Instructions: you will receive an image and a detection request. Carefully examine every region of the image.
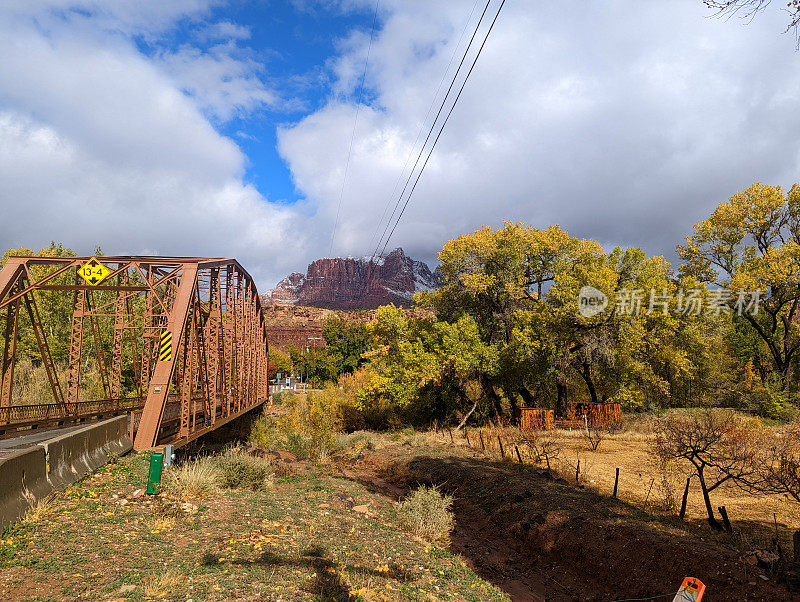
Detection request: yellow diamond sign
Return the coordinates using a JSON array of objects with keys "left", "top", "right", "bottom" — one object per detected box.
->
[{"left": 77, "top": 257, "right": 111, "bottom": 286}]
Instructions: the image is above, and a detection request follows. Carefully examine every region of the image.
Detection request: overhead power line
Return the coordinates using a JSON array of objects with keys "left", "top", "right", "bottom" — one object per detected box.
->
[
  {"left": 329, "top": 0, "right": 381, "bottom": 257},
  {"left": 365, "top": 0, "right": 482, "bottom": 260},
  {"left": 369, "top": 0, "right": 495, "bottom": 263},
  {"left": 377, "top": 0, "right": 508, "bottom": 259}
]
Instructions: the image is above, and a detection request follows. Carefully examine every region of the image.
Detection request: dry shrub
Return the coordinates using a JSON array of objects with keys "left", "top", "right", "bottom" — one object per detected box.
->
[
  {"left": 653, "top": 409, "right": 764, "bottom": 530},
  {"left": 214, "top": 449, "right": 275, "bottom": 491},
  {"left": 518, "top": 429, "right": 562, "bottom": 469},
  {"left": 397, "top": 485, "right": 454, "bottom": 546},
  {"left": 583, "top": 419, "right": 610, "bottom": 451},
  {"left": 11, "top": 356, "right": 105, "bottom": 404},
  {"left": 745, "top": 420, "right": 800, "bottom": 502},
  {"left": 250, "top": 389, "right": 343, "bottom": 460},
  {"left": 165, "top": 458, "right": 220, "bottom": 499},
  {"left": 656, "top": 456, "right": 680, "bottom": 512},
  {"left": 143, "top": 568, "right": 183, "bottom": 598}
]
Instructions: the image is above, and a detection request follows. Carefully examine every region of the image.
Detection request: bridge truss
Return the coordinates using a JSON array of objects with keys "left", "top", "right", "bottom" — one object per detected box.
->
[{"left": 0, "top": 256, "right": 270, "bottom": 450}]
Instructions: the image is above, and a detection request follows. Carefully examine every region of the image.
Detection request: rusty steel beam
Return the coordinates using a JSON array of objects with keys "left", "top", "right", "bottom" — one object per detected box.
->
[
  {"left": 66, "top": 289, "right": 86, "bottom": 404},
  {"left": 136, "top": 262, "right": 198, "bottom": 448},
  {"left": 0, "top": 291, "right": 20, "bottom": 412}
]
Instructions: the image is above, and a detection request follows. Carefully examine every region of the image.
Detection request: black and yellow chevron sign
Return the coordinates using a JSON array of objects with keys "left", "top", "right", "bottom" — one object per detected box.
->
[{"left": 159, "top": 331, "right": 173, "bottom": 362}]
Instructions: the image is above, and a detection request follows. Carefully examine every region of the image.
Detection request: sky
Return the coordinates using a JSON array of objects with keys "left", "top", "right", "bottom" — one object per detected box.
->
[{"left": 0, "top": 0, "right": 799, "bottom": 289}]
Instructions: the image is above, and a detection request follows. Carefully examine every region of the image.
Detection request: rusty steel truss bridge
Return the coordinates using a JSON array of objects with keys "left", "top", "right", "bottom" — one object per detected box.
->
[{"left": 0, "top": 256, "right": 270, "bottom": 450}]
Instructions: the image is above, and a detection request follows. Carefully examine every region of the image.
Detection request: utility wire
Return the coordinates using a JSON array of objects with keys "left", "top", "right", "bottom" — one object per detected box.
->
[
  {"left": 364, "top": 0, "right": 482, "bottom": 260},
  {"left": 370, "top": 0, "right": 495, "bottom": 263},
  {"left": 379, "top": 0, "right": 508, "bottom": 258},
  {"left": 329, "top": 0, "right": 380, "bottom": 257}
]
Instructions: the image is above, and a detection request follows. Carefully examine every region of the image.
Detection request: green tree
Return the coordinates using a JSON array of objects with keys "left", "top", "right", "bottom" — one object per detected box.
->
[
  {"left": 361, "top": 305, "right": 498, "bottom": 427},
  {"left": 268, "top": 349, "right": 292, "bottom": 379},
  {"left": 322, "top": 318, "right": 370, "bottom": 376},
  {"left": 292, "top": 346, "right": 338, "bottom": 388}
]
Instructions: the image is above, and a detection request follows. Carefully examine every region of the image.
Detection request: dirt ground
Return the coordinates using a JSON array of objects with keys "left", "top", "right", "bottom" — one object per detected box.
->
[
  {"left": 342, "top": 430, "right": 800, "bottom": 601},
  {"left": 463, "top": 424, "right": 800, "bottom": 555}
]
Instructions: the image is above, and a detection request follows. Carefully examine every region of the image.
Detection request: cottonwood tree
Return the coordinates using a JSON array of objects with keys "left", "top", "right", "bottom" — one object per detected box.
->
[
  {"left": 653, "top": 409, "right": 763, "bottom": 530},
  {"left": 420, "top": 222, "right": 621, "bottom": 417},
  {"left": 420, "top": 222, "right": 708, "bottom": 418},
  {"left": 362, "top": 304, "right": 499, "bottom": 428},
  {"left": 679, "top": 183, "right": 800, "bottom": 394}
]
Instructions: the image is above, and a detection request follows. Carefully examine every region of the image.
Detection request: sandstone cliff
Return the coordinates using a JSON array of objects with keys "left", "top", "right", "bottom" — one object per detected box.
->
[{"left": 266, "top": 248, "right": 440, "bottom": 310}]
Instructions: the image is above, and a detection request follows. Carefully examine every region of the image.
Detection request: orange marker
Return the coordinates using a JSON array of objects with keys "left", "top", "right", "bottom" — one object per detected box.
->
[{"left": 672, "top": 577, "right": 705, "bottom": 602}]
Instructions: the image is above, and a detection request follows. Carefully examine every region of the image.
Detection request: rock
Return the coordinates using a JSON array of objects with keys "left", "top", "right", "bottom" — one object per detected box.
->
[
  {"left": 244, "top": 445, "right": 268, "bottom": 459},
  {"left": 269, "top": 450, "right": 298, "bottom": 463},
  {"left": 352, "top": 505, "right": 370, "bottom": 514},
  {"left": 337, "top": 493, "right": 355, "bottom": 508},
  {"left": 265, "top": 248, "right": 441, "bottom": 310},
  {"left": 118, "top": 584, "right": 136, "bottom": 593},
  {"left": 752, "top": 549, "right": 780, "bottom": 569},
  {"left": 132, "top": 489, "right": 143, "bottom": 498}
]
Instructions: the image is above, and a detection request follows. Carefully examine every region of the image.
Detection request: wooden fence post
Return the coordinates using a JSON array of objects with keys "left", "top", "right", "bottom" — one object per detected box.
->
[
  {"left": 497, "top": 436, "right": 504, "bottom": 458},
  {"left": 576, "top": 459, "right": 580, "bottom": 483},
  {"left": 679, "top": 477, "right": 691, "bottom": 519},
  {"left": 644, "top": 478, "right": 655, "bottom": 505},
  {"left": 612, "top": 468, "right": 619, "bottom": 498},
  {"left": 515, "top": 445, "right": 522, "bottom": 463},
  {"left": 479, "top": 430, "right": 485, "bottom": 451},
  {"left": 719, "top": 506, "right": 733, "bottom": 534},
  {"left": 793, "top": 530, "right": 799, "bottom": 566},
  {"left": 449, "top": 429, "right": 454, "bottom": 444}
]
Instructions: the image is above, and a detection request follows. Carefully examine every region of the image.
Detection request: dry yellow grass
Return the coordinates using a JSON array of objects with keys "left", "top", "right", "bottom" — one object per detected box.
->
[
  {"left": 21, "top": 495, "right": 56, "bottom": 527},
  {"left": 433, "top": 422, "right": 800, "bottom": 552},
  {"left": 142, "top": 568, "right": 184, "bottom": 597}
]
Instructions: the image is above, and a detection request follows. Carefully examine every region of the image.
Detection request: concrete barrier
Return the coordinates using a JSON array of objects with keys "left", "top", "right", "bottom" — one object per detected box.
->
[
  {"left": 0, "top": 416, "right": 132, "bottom": 529},
  {"left": 0, "top": 446, "right": 53, "bottom": 529},
  {"left": 41, "top": 416, "right": 132, "bottom": 490}
]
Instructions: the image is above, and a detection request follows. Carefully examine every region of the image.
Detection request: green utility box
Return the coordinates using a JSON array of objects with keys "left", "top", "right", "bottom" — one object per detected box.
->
[{"left": 146, "top": 452, "right": 164, "bottom": 495}]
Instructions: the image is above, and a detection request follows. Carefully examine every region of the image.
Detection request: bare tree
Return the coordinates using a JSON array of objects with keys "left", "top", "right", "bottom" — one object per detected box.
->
[
  {"left": 653, "top": 410, "right": 763, "bottom": 530},
  {"left": 704, "top": 1, "right": 800, "bottom": 46},
  {"left": 750, "top": 421, "right": 800, "bottom": 502}
]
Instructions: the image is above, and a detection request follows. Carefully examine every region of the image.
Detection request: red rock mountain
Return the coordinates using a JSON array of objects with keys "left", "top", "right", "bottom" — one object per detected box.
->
[{"left": 266, "top": 248, "right": 441, "bottom": 310}]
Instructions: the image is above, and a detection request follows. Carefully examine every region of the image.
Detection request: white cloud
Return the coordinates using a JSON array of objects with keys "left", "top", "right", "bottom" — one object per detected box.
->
[
  {"left": 278, "top": 0, "right": 800, "bottom": 268},
  {"left": 157, "top": 42, "right": 279, "bottom": 122},
  {"left": 2, "top": 0, "right": 800, "bottom": 292},
  {"left": 197, "top": 20, "right": 252, "bottom": 42},
  {"left": 0, "top": 2, "right": 304, "bottom": 286}
]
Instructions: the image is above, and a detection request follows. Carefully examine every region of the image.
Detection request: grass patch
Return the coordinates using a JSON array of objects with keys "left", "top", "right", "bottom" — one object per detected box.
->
[{"left": 0, "top": 450, "right": 507, "bottom": 601}]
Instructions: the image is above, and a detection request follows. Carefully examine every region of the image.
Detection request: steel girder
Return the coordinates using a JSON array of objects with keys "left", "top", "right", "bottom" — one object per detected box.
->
[{"left": 0, "top": 256, "right": 270, "bottom": 448}]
